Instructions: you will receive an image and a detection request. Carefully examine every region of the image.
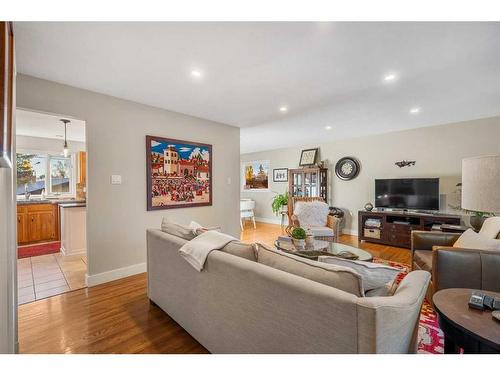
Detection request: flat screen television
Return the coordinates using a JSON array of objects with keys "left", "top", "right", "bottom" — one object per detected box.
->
[{"left": 375, "top": 178, "right": 439, "bottom": 211}]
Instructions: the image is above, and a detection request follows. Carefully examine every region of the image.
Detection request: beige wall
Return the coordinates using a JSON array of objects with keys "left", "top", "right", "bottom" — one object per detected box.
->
[
  {"left": 241, "top": 116, "right": 500, "bottom": 233},
  {"left": 16, "top": 134, "right": 86, "bottom": 154},
  {"left": 17, "top": 74, "right": 240, "bottom": 283}
]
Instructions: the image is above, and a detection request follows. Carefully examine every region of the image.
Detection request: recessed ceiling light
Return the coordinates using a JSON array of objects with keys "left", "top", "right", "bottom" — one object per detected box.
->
[
  {"left": 383, "top": 73, "right": 398, "bottom": 82},
  {"left": 190, "top": 70, "right": 202, "bottom": 78},
  {"left": 279, "top": 106, "right": 288, "bottom": 113},
  {"left": 409, "top": 107, "right": 421, "bottom": 114},
  {"left": 325, "top": 125, "right": 332, "bottom": 130}
]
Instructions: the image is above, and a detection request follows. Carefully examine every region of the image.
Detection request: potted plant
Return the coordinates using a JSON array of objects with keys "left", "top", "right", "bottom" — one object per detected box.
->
[
  {"left": 271, "top": 191, "right": 289, "bottom": 215},
  {"left": 291, "top": 227, "right": 307, "bottom": 248}
]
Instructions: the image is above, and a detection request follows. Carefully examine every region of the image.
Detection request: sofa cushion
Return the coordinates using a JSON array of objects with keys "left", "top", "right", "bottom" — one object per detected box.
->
[
  {"left": 294, "top": 201, "right": 329, "bottom": 227},
  {"left": 454, "top": 229, "right": 500, "bottom": 251},
  {"left": 221, "top": 241, "right": 257, "bottom": 262},
  {"left": 478, "top": 217, "right": 500, "bottom": 239},
  {"left": 255, "top": 243, "right": 364, "bottom": 296},
  {"left": 161, "top": 218, "right": 197, "bottom": 240},
  {"left": 308, "top": 226, "right": 335, "bottom": 237},
  {"left": 413, "top": 250, "right": 432, "bottom": 272},
  {"left": 317, "top": 257, "right": 400, "bottom": 293}
]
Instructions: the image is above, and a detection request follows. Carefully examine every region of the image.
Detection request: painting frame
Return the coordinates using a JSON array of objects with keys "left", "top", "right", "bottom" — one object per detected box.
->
[
  {"left": 299, "top": 148, "right": 319, "bottom": 167},
  {"left": 0, "top": 22, "right": 14, "bottom": 169},
  {"left": 146, "top": 135, "right": 213, "bottom": 211},
  {"left": 241, "top": 160, "right": 270, "bottom": 192},
  {"left": 272, "top": 168, "right": 288, "bottom": 182}
]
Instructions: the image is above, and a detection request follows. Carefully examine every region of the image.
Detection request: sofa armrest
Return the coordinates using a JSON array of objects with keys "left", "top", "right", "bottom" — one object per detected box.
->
[
  {"left": 411, "top": 231, "right": 460, "bottom": 252},
  {"left": 432, "top": 246, "right": 500, "bottom": 293}
]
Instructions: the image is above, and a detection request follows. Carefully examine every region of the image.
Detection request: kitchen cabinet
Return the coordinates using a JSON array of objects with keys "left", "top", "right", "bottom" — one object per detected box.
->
[
  {"left": 17, "top": 212, "right": 28, "bottom": 244},
  {"left": 78, "top": 151, "right": 86, "bottom": 184},
  {"left": 17, "top": 204, "right": 59, "bottom": 245}
]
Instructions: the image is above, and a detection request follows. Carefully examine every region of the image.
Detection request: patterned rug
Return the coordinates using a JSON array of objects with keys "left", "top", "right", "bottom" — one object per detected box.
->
[
  {"left": 18, "top": 241, "right": 61, "bottom": 259},
  {"left": 374, "top": 258, "right": 444, "bottom": 354}
]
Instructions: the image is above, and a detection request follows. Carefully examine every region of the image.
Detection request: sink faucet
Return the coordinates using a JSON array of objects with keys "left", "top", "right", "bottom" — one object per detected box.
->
[{"left": 24, "top": 184, "right": 31, "bottom": 200}]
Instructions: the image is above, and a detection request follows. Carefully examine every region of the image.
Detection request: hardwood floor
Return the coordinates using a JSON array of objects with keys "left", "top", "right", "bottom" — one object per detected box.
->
[
  {"left": 18, "top": 222, "right": 410, "bottom": 354},
  {"left": 241, "top": 222, "right": 411, "bottom": 264}
]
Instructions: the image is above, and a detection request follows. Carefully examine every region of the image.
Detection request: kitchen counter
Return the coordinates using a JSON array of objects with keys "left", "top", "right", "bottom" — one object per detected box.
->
[
  {"left": 58, "top": 202, "right": 87, "bottom": 208},
  {"left": 17, "top": 199, "right": 86, "bottom": 206},
  {"left": 60, "top": 204, "right": 87, "bottom": 256}
]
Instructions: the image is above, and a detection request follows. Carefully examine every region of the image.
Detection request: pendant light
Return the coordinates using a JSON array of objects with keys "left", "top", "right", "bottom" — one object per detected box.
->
[{"left": 60, "top": 119, "right": 70, "bottom": 157}]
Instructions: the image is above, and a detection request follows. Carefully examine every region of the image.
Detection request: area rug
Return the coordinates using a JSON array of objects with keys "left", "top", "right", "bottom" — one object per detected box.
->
[
  {"left": 18, "top": 241, "right": 61, "bottom": 259},
  {"left": 374, "top": 258, "right": 444, "bottom": 354}
]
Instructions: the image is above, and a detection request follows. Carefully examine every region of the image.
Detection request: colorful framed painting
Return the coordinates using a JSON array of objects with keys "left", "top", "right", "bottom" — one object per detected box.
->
[
  {"left": 146, "top": 135, "right": 212, "bottom": 210},
  {"left": 242, "top": 160, "right": 270, "bottom": 191},
  {"left": 0, "top": 22, "right": 14, "bottom": 169},
  {"left": 273, "top": 168, "right": 288, "bottom": 182}
]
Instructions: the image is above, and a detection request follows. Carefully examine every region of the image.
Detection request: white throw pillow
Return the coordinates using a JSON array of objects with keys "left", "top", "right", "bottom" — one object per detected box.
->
[
  {"left": 453, "top": 229, "right": 500, "bottom": 251},
  {"left": 317, "top": 256, "right": 400, "bottom": 292},
  {"left": 161, "top": 218, "right": 197, "bottom": 240}
]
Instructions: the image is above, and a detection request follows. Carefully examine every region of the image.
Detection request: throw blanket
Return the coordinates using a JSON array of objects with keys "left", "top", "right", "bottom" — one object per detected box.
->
[{"left": 179, "top": 230, "right": 237, "bottom": 271}]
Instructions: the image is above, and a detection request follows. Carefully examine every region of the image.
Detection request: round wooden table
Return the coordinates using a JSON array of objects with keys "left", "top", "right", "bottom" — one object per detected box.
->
[{"left": 433, "top": 288, "right": 500, "bottom": 353}]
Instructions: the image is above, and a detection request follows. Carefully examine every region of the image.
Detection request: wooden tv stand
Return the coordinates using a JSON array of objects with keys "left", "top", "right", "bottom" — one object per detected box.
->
[{"left": 358, "top": 210, "right": 461, "bottom": 249}]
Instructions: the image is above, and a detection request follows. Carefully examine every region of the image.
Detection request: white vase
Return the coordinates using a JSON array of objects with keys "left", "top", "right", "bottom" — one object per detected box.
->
[{"left": 292, "top": 238, "right": 305, "bottom": 249}]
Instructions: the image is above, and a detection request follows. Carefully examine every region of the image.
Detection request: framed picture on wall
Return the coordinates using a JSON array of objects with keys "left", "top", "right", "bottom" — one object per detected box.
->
[
  {"left": 0, "top": 22, "right": 14, "bottom": 169},
  {"left": 146, "top": 135, "right": 212, "bottom": 210},
  {"left": 242, "top": 160, "right": 270, "bottom": 191},
  {"left": 273, "top": 168, "right": 288, "bottom": 182},
  {"left": 299, "top": 148, "right": 318, "bottom": 167}
]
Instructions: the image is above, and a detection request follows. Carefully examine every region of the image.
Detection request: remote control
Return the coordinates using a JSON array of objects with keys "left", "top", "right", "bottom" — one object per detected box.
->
[
  {"left": 468, "top": 291, "right": 485, "bottom": 310},
  {"left": 483, "top": 295, "right": 495, "bottom": 310}
]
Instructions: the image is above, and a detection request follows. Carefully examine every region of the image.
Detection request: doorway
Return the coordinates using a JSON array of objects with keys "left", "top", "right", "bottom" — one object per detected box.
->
[{"left": 15, "top": 109, "right": 88, "bottom": 305}]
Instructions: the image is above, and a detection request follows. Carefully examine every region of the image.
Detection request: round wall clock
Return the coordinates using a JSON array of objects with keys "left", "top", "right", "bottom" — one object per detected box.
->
[{"left": 335, "top": 157, "right": 360, "bottom": 180}]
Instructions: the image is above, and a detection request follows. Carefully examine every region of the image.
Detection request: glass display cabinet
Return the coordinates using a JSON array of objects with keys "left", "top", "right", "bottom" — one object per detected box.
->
[{"left": 288, "top": 167, "right": 328, "bottom": 202}]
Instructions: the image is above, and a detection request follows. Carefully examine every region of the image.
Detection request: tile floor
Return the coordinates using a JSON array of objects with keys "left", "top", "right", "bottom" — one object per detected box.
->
[{"left": 17, "top": 252, "right": 87, "bottom": 305}]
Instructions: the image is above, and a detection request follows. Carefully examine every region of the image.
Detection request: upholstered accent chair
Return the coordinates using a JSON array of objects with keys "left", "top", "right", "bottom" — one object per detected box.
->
[
  {"left": 411, "top": 216, "right": 500, "bottom": 301},
  {"left": 287, "top": 197, "right": 341, "bottom": 241}
]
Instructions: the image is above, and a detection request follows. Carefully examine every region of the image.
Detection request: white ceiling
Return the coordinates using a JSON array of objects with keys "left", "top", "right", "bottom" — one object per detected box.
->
[
  {"left": 16, "top": 109, "right": 86, "bottom": 142},
  {"left": 13, "top": 22, "right": 500, "bottom": 153}
]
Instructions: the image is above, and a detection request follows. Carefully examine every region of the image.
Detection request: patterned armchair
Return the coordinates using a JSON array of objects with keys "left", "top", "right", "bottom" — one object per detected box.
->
[{"left": 287, "top": 197, "right": 341, "bottom": 241}]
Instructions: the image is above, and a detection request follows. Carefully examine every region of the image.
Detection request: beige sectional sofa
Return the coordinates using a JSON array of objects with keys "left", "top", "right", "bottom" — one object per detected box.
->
[{"left": 147, "top": 229, "right": 430, "bottom": 354}]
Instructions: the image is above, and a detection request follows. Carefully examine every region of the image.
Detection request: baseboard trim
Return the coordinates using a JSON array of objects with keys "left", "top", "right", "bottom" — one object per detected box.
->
[
  {"left": 342, "top": 228, "right": 359, "bottom": 236},
  {"left": 86, "top": 262, "right": 147, "bottom": 287},
  {"left": 255, "top": 216, "right": 288, "bottom": 225}
]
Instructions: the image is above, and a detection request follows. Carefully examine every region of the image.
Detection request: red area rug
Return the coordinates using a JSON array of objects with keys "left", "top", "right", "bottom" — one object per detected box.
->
[
  {"left": 374, "top": 258, "right": 443, "bottom": 354},
  {"left": 18, "top": 241, "right": 61, "bottom": 259}
]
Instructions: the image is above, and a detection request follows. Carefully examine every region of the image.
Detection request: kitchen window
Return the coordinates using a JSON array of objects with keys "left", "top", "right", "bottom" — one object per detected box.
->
[{"left": 16, "top": 152, "right": 76, "bottom": 198}]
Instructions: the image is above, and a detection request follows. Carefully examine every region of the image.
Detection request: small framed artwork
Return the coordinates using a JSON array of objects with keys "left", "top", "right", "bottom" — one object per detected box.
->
[
  {"left": 273, "top": 168, "right": 288, "bottom": 182},
  {"left": 299, "top": 148, "right": 319, "bottom": 167},
  {"left": 242, "top": 160, "right": 270, "bottom": 191},
  {"left": 146, "top": 135, "right": 212, "bottom": 210}
]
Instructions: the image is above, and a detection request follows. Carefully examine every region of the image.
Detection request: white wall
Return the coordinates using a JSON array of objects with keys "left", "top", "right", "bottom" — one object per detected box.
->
[
  {"left": 16, "top": 134, "right": 86, "bottom": 154},
  {"left": 17, "top": 74, "right": 241, "bottom": 284},
  {"left": 241, "top": 116, "right": 500, "bottom": 234}
]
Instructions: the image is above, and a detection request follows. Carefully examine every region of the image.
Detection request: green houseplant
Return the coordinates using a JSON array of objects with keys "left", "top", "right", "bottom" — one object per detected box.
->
[
  {"left": 291, "top": 227, "right": 307, "bottom": 248},
  {"left": 271, "top": 191, "right": 289, "bottom": 215}
]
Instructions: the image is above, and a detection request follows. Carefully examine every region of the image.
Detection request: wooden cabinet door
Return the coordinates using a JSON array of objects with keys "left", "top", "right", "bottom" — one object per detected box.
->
[
  {"left": 78, "top": 151, "right": 87, "bottom": 184},
  {"left": 28, "top": 213, "right": 41, "bottom": 242},
  {"left": 17, "top": 213, "right": 28, "bottom": 244},
  {"left": 39, "top": 211, "right": 56, "bottom": 241}
]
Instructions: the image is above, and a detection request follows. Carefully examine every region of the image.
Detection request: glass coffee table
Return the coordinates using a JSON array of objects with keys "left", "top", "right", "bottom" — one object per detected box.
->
[{"left": 274, "top": 238, "right": 373, "bottom": 262}]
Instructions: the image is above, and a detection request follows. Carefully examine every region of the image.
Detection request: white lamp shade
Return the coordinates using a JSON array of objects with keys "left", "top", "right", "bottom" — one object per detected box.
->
[{"left": 461, "top": 154, "right": 500, "bottom": 214}]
